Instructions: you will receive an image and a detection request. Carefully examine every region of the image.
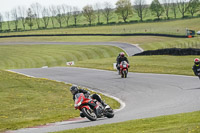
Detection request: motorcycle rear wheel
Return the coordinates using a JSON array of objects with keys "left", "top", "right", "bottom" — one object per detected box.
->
[{"left": 82, "top": 107, "right": 97, "bottom": 121}]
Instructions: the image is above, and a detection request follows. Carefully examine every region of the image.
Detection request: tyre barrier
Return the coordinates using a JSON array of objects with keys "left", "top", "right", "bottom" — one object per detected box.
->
[
  {"left": 133, "top": 48, "right": 200, "bottom": 56},
  {"left": 0, "top": 33, "right": 187, "bottom": 38}
]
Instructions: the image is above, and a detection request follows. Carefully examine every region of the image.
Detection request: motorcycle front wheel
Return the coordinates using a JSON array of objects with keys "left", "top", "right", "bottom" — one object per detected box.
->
[
  {"left": 82, "top": 107, "right": 97, "bottom": 121},
  {"left": 121, "top": 71, "right": 124, "bottom": 78},
  {"left": 124, "top": 70, "right": 127, "bottom": 78}
]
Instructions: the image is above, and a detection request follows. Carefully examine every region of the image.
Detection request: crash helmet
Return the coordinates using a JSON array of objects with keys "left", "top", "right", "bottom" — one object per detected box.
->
[
  {"left": 70, "top": 85, "right": 78, "bottom": 95},
  {"left": 194, "top": 58, "right": 200, "bottom": 65},
  {"left": 120, "top": 52, "right": 125, "bottom": 57}
]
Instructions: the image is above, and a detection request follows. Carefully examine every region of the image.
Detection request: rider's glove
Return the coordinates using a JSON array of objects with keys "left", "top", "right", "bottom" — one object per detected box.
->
[{"left": 85, "top": 91, "right": 90, "bottom": 98}]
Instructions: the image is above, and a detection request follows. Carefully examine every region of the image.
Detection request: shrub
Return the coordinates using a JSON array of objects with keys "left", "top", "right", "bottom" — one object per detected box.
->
[
  {"left": 145, "top": 19, "right": 153, "bottom": 22},
  {"left": 97, "top": 22, "right": 103, "bottom": 25},
  {"left": 153, "top": 18, "right": 162, "bottom": 21},
  {"left": 109, "top": 22, "right": 116, "bottom": 25},
  {"left": 129, "top": 20, "right": 138, "bottom": 23},
  {"left": 17, "top": 28, "right": 23, "bottom": 32}
]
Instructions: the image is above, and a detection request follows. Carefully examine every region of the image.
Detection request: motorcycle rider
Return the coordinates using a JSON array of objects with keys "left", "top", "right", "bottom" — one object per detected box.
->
[
  {"left": 192, "top": 58, "right": 200, "bottom": 79},
  {"left": 117, "top": 52, "right": 129, "bottom": 65},
  {"left": 70, "top": 85, "right": 108, "bottom": 117},
  {"left": 117, "top": 52, "right": 130, "bottom": 73}
]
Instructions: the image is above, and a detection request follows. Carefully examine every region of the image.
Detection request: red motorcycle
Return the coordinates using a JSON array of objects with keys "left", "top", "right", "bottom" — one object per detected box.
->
[
  {"left": 120, "top": 61, "right": 129, "bottom": 78},
  {"left": 74, "top": 93, "right": 114, "bottom": 121}
]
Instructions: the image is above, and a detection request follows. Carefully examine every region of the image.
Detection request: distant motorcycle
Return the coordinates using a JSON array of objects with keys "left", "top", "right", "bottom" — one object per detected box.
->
[
  {"left": 120, "top": 61, "right": 129, "bottom": 78},
  {"left": 74, "top": 93, "right": 114, "bottom": 121}
]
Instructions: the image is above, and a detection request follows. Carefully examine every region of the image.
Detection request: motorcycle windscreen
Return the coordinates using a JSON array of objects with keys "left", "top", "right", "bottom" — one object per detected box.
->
[
  {"left": 123, "top": 64, "right": 127, "bottom": 68},
  {"left": 75, "top": 93, "right": 85, "bottom": 105}
]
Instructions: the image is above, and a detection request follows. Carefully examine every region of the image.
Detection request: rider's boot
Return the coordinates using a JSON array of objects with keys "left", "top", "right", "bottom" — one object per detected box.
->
[
  {"left": 80, "top": 111, "right": 85, "bottom": 118},
  {"left": 101, "top": 101, "right": 109, "bottom": 108}
]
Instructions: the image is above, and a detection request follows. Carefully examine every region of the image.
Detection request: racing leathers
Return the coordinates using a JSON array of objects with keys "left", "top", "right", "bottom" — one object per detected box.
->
[
  {"left": 118, "top": 56, "right": 129, "bottom": 65},
  {"left": 72, "top": 89, "right": 107, "bottom": 107},
  {"left": 192, "top": 64, "right": 200, "bottom": 78}
]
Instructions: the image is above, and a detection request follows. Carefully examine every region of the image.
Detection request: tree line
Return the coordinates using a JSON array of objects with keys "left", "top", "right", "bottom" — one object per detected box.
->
[{"left": 0, "top": 0, "right": 199, "bottom": 32}]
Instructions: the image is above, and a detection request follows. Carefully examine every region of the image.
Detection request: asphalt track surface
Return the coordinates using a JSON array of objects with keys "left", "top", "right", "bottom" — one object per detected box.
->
[
  {"left": 0, "top": 41, "right": 142, "bottom": 56},
  {"left": 5, "top": 42, "right": 200, "bottom": 133}
]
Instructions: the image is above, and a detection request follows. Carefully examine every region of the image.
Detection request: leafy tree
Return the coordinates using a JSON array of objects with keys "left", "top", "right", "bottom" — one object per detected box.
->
[
  {"left": 18, "top": 6, "right": 27, "bottom": 30},
  {"left": 94, "top": 3, "right": 102, "bottom": 24},
  {"left": 49, "top": 5, "right": 57, "bottom": 28},
  {"left": 5, "top": 12, "right": 11, "bottom": 31},
  {"left": 150, "top": 0, "right": 164, "bottom": 19},
  {"left": 0, "top": 13, "right": 3, "bottom": 31},
  {"left": 134, "top": 0, "right": 147, "bottom": 21},
  {"left": 72, "top": 7, "right": 81, "bottom": 26},
  {"left": 42, "top": 7, "right": 50, "bottom": 28},
  {"left": 177, "top": 0, "right": 189, "bottom": 18},
  {"left": 26, "top": 8, "right": 34, "bottom": 30},
  {"left": 31, "top": 3, "right": 42, "bottom": 29},
  {"left": 82, "top": 5, "right": 96, "bottom": 25},
  {"left": 11, "top": 8, "right": 19, "bottom": 31},
  {"left": 62, "top": 4, "right": 72, "bottom": 26},
  {"left": 55, "top": 5, "right": 63, "bottom": 28},
  {"left": 187, "top": 0, "right": 200, "bottom": 17},
  {"left": 171, "top": 0, "right": 178, "bottom": 18},
  {"left": 102, "top": 2, "right": 113, "bottom": 24},
  {"left": 162, "top": 0, "right": 171, "bottom": 19},
  {"left": 115, "top": 0, "right": 133, "bottom": 22}
]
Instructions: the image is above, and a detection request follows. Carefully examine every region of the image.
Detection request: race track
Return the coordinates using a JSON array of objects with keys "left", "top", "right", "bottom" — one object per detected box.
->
[
  {"left": 0, "top": 41, "right": 142, "bottom": 56},
  {"left": 5, "top": 42, "right": 200, "bottom": 133},
  {"left": 9, "top": 67, "right": 200, "bottom": 133}
]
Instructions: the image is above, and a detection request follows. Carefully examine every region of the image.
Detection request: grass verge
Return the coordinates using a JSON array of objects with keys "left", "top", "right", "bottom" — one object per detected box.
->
[
  {"left": 0, "top": 44, "right": 123, "bottom": 69},
  {"left": 0, "top": 35, "right": 200, "bottom": 51},
  {"left": 56, "top": 111, "right": 200, "bottom": 133},
  {"left": 0, "top": 44, "right": 122, "bottom": 131},
  {"left": 0, "top": 40, "right": 199, "bottom": 132},
  {"left": 0, "top": 70, "right": 120, "bottom": 132},
  {"left": 74, "top": 55, "right": 196, "bottom": 76},
  {"left": 0, "top": 43, "right": 196, "bottom": 76}
]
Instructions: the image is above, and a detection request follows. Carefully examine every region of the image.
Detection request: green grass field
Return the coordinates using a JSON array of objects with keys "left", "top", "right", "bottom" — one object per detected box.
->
[
  {"left": 1, "top": 17, "right": 200, "bottom": 36},
  {"left": 0, "top": 45, "right": 122, "bottom": 131},
  {"left": 57, "top": 111, "right": 200, "bottom": 133},
  {"left": 1, "top": 6, "right": 199, "bottom": 32},
  {"left": 0, "top": 70, "right": 120, "bottom": 131},
  {"left": 0, "top": 44, "right": 196, "bottom": 76},
  {"left": 74, "top": 55, "right": 196, "bottom": 76},
  {"left": 1, "top": 43, "right": 199, "bottom": 132},
  {"left": 0, "top": 35, "right": 199, "bottom": 51},
  {"left": 1, "top": 17, "right": 200, "bottom": 132},
  {"left": 0, "top": 44, "right": 122, "bottom": 69}
]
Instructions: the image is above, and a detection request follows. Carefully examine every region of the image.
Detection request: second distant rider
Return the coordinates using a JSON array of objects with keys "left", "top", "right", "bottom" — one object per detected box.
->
[{"left": 192, "top": 58, "right": 200, "bottom": 79}]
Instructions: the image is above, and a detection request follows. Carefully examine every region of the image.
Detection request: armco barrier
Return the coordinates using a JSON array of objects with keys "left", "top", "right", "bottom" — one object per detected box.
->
[{"left": 0, "top": 33, "right": 188, "bottom": 38}]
